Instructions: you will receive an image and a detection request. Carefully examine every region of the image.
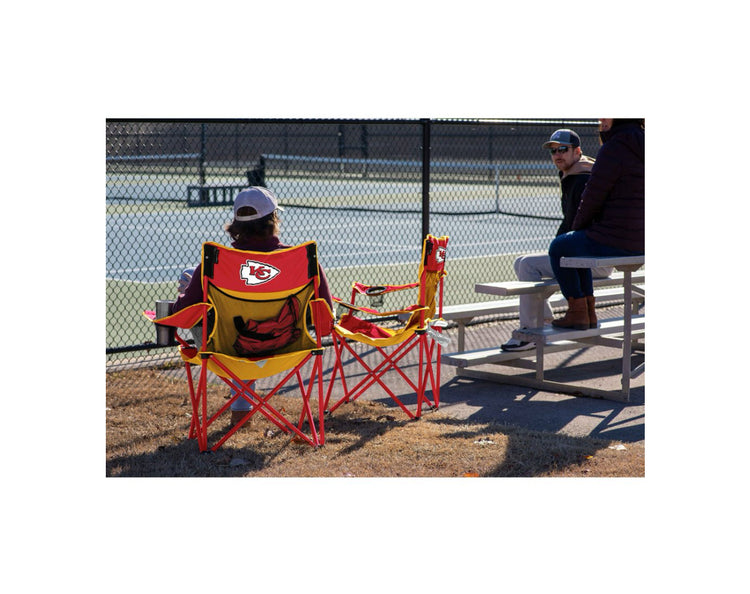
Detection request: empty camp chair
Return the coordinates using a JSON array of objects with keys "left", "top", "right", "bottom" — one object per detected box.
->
[
  {"left": 147, "top": 241, "right": 334, "bottom": 451},
  {"left": 324, "top": 234, "right": 448, "bottom": 419}
]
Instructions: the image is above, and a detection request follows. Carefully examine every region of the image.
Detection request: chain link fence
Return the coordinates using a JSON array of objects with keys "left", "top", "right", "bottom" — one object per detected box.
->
[{"left": 106, "top": 118, "right": 599, "bottom": 370}]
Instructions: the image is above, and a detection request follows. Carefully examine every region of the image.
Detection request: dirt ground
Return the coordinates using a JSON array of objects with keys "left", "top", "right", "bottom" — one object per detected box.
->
[{"left": 106, "top": 367, "right": 644, "bottom": 477}]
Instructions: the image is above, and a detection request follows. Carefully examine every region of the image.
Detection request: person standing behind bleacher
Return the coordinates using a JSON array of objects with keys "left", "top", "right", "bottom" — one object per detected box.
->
[
  {"left": 501, "top": 129, "right": 612, "bottom": 352},
  {"left": 548, "top": 119, "right": 645, "bottom": 330}
]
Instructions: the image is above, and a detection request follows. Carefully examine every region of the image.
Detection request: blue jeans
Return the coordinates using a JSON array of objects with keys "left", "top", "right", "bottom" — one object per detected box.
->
[
  {"left": 230, "top": 380, "right": 255, "bottom": 411},
  {"left": 549, "top": 231, "right": 643, "bottom": 299}
]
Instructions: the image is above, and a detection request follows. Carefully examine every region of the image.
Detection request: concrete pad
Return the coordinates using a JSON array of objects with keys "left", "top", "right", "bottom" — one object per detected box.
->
[{"left": 318, "top": 309, "right": 644, "bottom": 443}]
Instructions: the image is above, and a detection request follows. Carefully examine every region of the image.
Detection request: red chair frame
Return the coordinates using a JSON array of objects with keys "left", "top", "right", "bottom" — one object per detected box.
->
[
  {"left": 150, "top": 241, "right": 333, "bottom": 451},
  {"left": 324, "top": 234, "right": 448, "bottom": 419}
]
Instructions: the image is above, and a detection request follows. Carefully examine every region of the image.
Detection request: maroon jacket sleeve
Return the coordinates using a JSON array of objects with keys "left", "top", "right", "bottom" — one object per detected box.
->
[
  {"left": 317, "top": 265, "right": 333, "bottom": 309},
  {"left": 169, "top": 263, "right": 203, "bottom": 315}
]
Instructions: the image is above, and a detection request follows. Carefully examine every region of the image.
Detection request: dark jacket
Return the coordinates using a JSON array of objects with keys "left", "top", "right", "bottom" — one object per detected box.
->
[
  {"left": 572, "top": 122, "right": 645, "bottom": 252},
  {"left": 170, "top": 235, "right": 333, "bottom": 315},
  {"left": 557, "top": 155, "right": 595, "bottom": 236}
]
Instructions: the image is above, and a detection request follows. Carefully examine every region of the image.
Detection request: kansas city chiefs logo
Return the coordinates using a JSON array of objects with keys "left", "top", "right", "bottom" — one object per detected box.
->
[
  {"left": 436, "top": 247, "right": 446, "bottom": 263},
  {"left": 239, "top": 260, "right": 280, "bottom": 285}
]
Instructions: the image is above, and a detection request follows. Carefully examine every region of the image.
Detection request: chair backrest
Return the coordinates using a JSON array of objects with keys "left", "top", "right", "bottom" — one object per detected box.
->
[
  {"left": 200, "top": 241, "right": 322, "bottom": 357},
  {"left": 418, "top": 235, "right": 449, "bottom": 320}
]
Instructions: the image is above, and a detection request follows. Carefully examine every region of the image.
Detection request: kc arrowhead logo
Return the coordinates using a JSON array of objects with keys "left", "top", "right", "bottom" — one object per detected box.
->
[{"left": 239, "top": 260, "right": 281, "bottom": 285}]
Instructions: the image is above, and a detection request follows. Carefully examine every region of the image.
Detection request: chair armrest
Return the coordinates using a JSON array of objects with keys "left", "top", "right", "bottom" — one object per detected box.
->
[
  {"left": 148, "top": 302, "right": 211, "bottom": 329},
  {"left": 352, "top": 281, "right": 420, "bottom": 295},
  {"left": 350, "top": 281, "right": 420, "bottom": 303},
  {"left": 336, "top": 299, "right": 427, "bottom": 318}
]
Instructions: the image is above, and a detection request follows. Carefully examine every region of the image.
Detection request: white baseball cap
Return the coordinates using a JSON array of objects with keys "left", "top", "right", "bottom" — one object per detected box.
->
[{"left": 233, "top": 186, "right": 283, "bottom": 221}]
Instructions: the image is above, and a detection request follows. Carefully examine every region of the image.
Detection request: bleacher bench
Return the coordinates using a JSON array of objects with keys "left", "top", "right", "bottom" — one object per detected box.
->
[
  {"left": 441, "top": 257, "right": 645, "bottom": 402},
  {"left": 441, "top": 271, "right": 644, "bottom": 352}
]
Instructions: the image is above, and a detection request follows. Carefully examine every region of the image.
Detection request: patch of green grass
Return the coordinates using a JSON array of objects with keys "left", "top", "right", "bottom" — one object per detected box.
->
[{"left": 107, "top": 279, "right": 173, "bottom": 349}]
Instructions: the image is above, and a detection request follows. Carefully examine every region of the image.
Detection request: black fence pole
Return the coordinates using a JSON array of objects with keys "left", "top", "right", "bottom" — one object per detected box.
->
[
  {"left": 421, "top": 118, "right": 431, "bottom": 239},
  {"left": 199, "top": 123, "right": 207, "bottom": 204}
]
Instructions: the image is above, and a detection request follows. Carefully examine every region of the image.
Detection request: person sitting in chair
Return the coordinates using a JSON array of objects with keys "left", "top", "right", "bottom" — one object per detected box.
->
[{"left": 171, "top": 186, "right": 333, "bottom": 425}]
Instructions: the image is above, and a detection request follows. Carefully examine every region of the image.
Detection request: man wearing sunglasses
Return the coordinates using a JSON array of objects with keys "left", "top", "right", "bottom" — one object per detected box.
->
[{"left": 501, "top": 129, "right": 612, "bottom": 352}]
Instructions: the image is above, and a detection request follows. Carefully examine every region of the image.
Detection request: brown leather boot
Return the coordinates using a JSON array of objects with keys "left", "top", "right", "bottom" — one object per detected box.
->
[
  {"left": 230, "top": 409, "right": 253, "bottom": 428},
  {"left": 552, "top": 297, "right": 590, "bottom": 330},
  {"left": 586, "top": 295, "right": 597, "bottom": 328}
]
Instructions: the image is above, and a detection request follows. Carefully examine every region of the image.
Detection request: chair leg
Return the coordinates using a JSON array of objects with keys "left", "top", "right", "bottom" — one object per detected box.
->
[
  {"left": 315, "top": 354, "right": 326, "bottom": 445},
  {"left": 416, "top": 337, "right": 440, "bottom": 417},
  {"left": 329, "top": 332, "right": 439, "bottom": 420},
  {"left": 198, "top": 355, "right": 323, "bottom": 451},
  {"left": 196, "top": 361, "right": 210, "bottom": 452},
  {"left": 421, "top": 338, "right": 440, "bottom": 411},
  {"left": 324, "top": 334, "right": 352, "bottom": 413},
  {"left": 184, "top": 362, "right": 200, "bottom": 440}
]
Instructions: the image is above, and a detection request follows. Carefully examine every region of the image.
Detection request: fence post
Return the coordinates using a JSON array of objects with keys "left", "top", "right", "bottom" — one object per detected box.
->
[
  {"left": 421, "top": 118, "right": 431, "bottom": 239},
  {"left": 495, "top": 165, "right": 501, "bottom": 213},
  {"left": 199, "top": 123, "right": 207, "bottom": 204}
]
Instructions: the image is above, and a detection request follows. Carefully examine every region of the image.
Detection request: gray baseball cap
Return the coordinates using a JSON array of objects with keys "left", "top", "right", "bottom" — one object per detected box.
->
[{"left": 542, "top": 129, "right": 581, "bottom": 149}]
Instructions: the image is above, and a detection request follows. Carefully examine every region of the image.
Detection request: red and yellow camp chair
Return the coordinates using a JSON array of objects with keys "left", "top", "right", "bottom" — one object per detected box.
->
[
  {"left": 147, "top": 241, "right": 334, "bottom": 451},
  {"left": 324, "top": 234, "right": 449, "bottom": 419}
]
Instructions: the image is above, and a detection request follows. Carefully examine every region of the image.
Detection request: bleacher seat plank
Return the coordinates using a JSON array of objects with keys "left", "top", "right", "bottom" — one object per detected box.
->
[
  {"left": 440, "top": 286, "right": 642, "bottom": 322},
  {"left": 442, "top": 340, "right": 586, "bottom": 368},
  {"left": 475, "top": 270, "right": 645, "bottom": 297},
  {"left": 435, "top": 285, "right": 643, "bottom": 352},
  {"left": 514, "top": 315, "right": 646, "bottom": 344}
]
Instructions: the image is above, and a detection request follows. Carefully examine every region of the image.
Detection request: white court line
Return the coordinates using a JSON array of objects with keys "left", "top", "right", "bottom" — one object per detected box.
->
[
  {"left": 323, "top": 234, "right": 552, "bottom": 252},
  {"left": 324, "top": 248, "right": 517, "bottom": 272},
  {"left": 289, "top": 218, "right": 418, "bottom": 234},
  {"left": 458, "top": 235, "right": 554, "bottom": 249},
  {"left": 107, "top": 264, "right": 181, "bottom": 274},
  {"left": 106, "top": 277, "right": 174, "bottom": 284},
  {"left": 320, "top": 237, "right": 416, "bottom": 249}
]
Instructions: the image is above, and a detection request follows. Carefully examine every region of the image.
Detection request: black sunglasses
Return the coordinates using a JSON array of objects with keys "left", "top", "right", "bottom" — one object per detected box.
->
[{"left": 549, "top": 146, "right": 571, "bottom": 155}]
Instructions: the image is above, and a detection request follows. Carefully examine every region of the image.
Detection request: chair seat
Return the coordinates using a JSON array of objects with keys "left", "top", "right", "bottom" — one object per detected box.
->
[{"left": 181, "top": 348, "right": 318, "bottom": 380}]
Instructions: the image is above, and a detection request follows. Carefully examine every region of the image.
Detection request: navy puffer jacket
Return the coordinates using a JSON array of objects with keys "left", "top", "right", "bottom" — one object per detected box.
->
[{"left": 572, "top": 122, "right": 644, "bottom": 252}]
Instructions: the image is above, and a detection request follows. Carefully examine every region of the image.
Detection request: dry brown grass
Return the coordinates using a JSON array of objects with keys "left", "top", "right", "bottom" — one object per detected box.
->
[{"left": 106, "top": 367, "right": 644, "bottom": 478}]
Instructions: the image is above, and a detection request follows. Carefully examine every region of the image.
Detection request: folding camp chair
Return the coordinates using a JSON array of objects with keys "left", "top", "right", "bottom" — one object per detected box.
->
[
  {"left": 324, "top": 234, "right": 448, "bottom": 419},
  {"left": 147, "top": 241, "right": 334, "bottom": 451}
]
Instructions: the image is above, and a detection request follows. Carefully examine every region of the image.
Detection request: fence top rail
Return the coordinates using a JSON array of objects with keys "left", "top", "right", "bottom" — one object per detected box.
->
[
  {"left": 106, "top": 118, "right": 600, "bottom": 126},
  {"left": 107, "top": 153, "right": 201, "bottom": 162}
]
